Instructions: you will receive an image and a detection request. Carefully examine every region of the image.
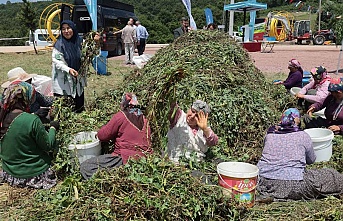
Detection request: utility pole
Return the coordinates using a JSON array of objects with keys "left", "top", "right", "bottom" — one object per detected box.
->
[
  {"left": 228, "top": 0, "right": 234, "bottom": 35},
  {"left": 318, "top": 0, "right": 321, "bottom": 31}
]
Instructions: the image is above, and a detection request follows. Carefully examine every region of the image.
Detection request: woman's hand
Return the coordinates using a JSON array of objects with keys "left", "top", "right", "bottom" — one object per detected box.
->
[
  {"left": 69, "top": 68, "right": 78, "bottom": 77},
  {"left": 196, "top": 111, "right": 212, "bottom": 137},
  {"left": 273, "top": 81, "right": 283, "bottom": 85},
  {"left": 94, "top": 32, "right": 100, "bottom": 42},
  {"left": 328, "top": 125, "right": 340, "bottom": 132},
  {"left": 296, "top": 93, "right": 304, "bottom": 99},
  {"left": 307, "top": 106, "right": 315, "bottom": 117},
  {"left": 196, "top": 111, "right": 208, "bottom": 131}
]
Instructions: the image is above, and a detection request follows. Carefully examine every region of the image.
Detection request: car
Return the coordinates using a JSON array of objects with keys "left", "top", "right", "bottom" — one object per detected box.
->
[{"left": 230, "top": 31, "right": 243, "bottom": 42}]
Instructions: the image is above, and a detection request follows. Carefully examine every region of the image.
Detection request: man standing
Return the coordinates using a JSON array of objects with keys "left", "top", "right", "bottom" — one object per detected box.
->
[
  {"left": 135, "top": 21, "right": 149, "bottom": 56},
  {"left": 121, "top": 20, "right": 136, "bottom": 65},
  {"left": 173, "top": 17, "right": 191, "bottom": 39}
]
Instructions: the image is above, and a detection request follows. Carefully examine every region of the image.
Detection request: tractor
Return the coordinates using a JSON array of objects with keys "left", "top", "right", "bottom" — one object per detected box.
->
[{"left": 292, "top": 20, "right": 336, "bottom": 45}]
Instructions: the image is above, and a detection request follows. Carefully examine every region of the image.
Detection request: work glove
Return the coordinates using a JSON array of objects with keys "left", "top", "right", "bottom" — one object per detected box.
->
[
  {"left": 34, "top": 108, "right": 50, "bottom": 118},
  {"left": 50, "top": 121, "right": 60, "bottom": 131}
]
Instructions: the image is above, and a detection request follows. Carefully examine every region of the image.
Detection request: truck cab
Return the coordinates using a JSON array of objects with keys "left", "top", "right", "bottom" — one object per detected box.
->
[{"left": 69, "top": 0, "right": 137, "bottom": 56}]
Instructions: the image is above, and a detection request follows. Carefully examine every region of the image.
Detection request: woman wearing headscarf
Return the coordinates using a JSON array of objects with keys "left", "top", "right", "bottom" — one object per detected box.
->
[
  {"left": 257, "top": 108, "right": 343, "bottom": 201},
  {"left": 166, "top": 100, "right": 218, "bottom": 163},
  {"left": 0, "top": 81, "right": 59, "bottom": 189},
  {"left": 296, "top": 66, "right": 330, "bottom": 109},
  {"left": 305, "top": 78, "right": 343, "bottom": 135},
  {"left": 52, "top": 20, "right": 99, "bottom": 113},
  {"left": 80, "top": 93, "right": 153, "bottom": 180},
  {"left": 274, "top": 59, "right": 303, "bottom": 90}
]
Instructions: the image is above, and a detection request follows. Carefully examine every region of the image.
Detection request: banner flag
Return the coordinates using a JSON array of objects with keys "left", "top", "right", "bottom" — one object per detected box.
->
[
  {"left": 204, "top": 8, "right": 214, "bottom": 25},
  {"left": 84, "top": 0, "right": 98, "bottom": 31},
  {"left": 182, "top": 0, "right": 197, "bottom": 30}
]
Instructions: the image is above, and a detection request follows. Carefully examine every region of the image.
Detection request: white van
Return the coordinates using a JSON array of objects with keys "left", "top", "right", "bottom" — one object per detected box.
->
[{"left": 25, "top": 29, "right": 59, "bottom": 46}]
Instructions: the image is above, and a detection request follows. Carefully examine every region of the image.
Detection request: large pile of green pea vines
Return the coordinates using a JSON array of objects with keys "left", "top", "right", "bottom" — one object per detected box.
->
[
  {"left": 7, "top": 31, "right": 299, "bottom": 220},
  {"left": 121, "top": 30, "right": 295, "bottom": 163}
]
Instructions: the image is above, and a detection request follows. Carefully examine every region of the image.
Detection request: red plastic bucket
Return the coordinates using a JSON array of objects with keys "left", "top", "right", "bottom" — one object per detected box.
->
[{"left": 217, "top": 162, "right": 259, "bottom": 207}]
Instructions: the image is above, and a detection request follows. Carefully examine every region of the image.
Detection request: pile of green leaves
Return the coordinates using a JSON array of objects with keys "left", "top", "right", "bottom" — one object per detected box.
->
[
  {"left": 13, "top": 156, "right": 245, "bottom": 220},
  {"left": 119, "top": 30, "right": 294, "bottom": 162}
]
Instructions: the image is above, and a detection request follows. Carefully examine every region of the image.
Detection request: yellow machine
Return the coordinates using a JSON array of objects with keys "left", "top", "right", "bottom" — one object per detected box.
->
[
  {"left": 39, "top": 3, "right": 74, "bottom": 43},
  {"left": 265, "top": 11, "right": 294, "bottom": 41}
]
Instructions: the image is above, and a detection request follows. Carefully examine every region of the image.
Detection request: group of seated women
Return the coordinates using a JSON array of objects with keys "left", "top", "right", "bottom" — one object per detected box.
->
[
  {"left": 1, "top": 63, "right": 342, "bottom": 203},
  {"left": 0, "top": 81, "right": 218, "bottom": 186}
]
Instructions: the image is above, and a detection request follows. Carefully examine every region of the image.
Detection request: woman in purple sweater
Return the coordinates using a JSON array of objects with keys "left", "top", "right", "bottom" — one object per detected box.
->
[
  {"left": 257, "top": 108, "right": 343, "bottom": 201},
  {"left": 274, "top": 59, "right": 303, "bottom": 90},
  {"left": 305, "top": 78, "right": 343, "bottom": 135}
]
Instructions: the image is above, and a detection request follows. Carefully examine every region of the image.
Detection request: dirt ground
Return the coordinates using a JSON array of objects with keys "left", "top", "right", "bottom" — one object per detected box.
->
[{"left": 109, "top": 43, "right": 343, "bottom": 78}]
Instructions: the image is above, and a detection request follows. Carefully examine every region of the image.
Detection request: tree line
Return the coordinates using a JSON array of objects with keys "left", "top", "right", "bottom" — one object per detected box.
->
[{"left": 0, "top": 0, "right": 341, "bottom": 46}]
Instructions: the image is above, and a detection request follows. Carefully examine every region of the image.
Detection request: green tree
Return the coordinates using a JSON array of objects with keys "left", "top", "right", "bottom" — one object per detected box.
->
[{"left": 18, "top": 0, "right": 38, "bottom": 53}]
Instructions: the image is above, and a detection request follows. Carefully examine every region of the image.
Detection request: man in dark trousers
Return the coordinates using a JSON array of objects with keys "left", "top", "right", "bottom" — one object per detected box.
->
[
  {"left": 135, "top": 21, "right": 149, "bottom": 56},
  {"left": 173, "top": 17, "right": 191, "bottom": 39}
]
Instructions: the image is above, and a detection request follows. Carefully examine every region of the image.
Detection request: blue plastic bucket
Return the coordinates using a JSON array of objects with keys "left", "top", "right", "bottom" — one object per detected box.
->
[{"left": 92, "top": 50, "right": 108, "bottom": 75}]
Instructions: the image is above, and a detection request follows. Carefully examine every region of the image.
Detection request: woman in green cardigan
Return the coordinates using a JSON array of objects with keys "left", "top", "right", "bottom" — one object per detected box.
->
[{"left": 0, "top": 81, "right": 59, "bottom": 189}]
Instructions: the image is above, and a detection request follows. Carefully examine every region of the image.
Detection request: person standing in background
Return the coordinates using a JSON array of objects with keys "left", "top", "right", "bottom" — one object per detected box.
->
[
  {"left": 121, "top": 20, "right": 136, "bottom": 65},
  {"left": 174, "top": 17, "right": 191, "bottom": 39},
  {"left": 135, "top": 21, "right": 149, "bottom": 56}
]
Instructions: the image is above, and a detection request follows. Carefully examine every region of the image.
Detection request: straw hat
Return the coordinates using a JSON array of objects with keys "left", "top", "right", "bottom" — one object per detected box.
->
[{"left": 1, "top": 67, "right": 37, "bottom": 88}]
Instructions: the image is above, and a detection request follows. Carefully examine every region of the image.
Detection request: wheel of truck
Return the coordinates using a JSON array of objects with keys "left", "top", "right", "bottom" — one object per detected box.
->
[
  {"left": 313, "top": 35, "right": 325, "bottom": 45},
  {"left": 116, "top": 42, "right": 123, "bottom": 56}
]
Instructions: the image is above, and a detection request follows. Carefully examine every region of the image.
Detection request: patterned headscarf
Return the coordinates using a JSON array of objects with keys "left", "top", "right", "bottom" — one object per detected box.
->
[
  {"left": 1, "top": 81, "right": 36, "bottom": 112},
  {"left": 191, "top": 100, "right": 211, "bottom": 115},
  {"left": 267, "top": 108, "right": 301, "bottom": 134},
  {"left": 120, "top": 92, "right": 142, "bottom": 116},
  {"left": 310, "top": 66, "right": 330, "bottom": 84},
  {"left": 280, "top": 108, "right": 300, "bottom": 126},
  {"left": 288, "top": 59, "right": 301, "bottom": 68},
  {"left": 328, "top": 78, "right": 343, "bottom": 92},
  {"left": 0, "top": 81, "right": 36, "bottom": 128}
]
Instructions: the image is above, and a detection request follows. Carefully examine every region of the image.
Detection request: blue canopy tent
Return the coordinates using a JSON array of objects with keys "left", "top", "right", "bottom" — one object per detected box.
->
[{"left": 224, "top": 0, "right": 267, "bottom": 42}]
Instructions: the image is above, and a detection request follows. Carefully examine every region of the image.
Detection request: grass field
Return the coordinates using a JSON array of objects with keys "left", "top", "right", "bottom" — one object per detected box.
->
[
  {"left": 0, "top": 51, "right": 342, "bottom": 220},
  {"left": 0, "top": 50, "right": 130, "bottom": 105}
]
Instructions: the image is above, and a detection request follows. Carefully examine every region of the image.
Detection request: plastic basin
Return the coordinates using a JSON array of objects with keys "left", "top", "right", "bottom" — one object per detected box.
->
[{"left": 68, "top": 131, "right": 101, "bottom": 164}]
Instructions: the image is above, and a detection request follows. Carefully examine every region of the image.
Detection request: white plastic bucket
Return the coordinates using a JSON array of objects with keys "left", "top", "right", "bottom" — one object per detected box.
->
[
  {"left": 217, "top": 162, "right": 259, "bottom": 207},
  {"left": 68, "top": 131, "right": 101, "bottom": 164},
  {"left": 290, "top": 87, "right": 301, "bottom": 96},
  {"left": 304, "top": 128, "right": 334, "bottom": 162}
]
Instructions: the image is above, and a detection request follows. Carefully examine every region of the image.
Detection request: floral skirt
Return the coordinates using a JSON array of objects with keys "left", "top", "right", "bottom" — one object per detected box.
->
[
  {"left": 0, "top": 168, "right": 57, "bottom": 189},
  {"left": 257, "top": 168, "right": 343, "bottom": 201}
]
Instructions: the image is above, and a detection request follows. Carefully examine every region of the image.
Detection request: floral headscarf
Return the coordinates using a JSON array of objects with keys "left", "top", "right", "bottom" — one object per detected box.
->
[
  {"left": 1, "top": 81, "right": 36, "bottom": 112},
  {"left": 0, "top": 81, "right": 36, "bottom": 129},
  {"left": 120, "top": 92, "right": 142, "bottom": 116},
  {"left": 288, "top": 59, "right": 301, "bottom": 68},
  {"left": 310, "top": 66, "right": 330, "bottom": 85},
  {"left": 267, "top": 108, "right": 301, "bottom": 134},
  {"left": 280, "top": 108, "right": 300, "bottom": 126},
  {"left": 328, "top": 78, "right": 343, "bottom": 92}
]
